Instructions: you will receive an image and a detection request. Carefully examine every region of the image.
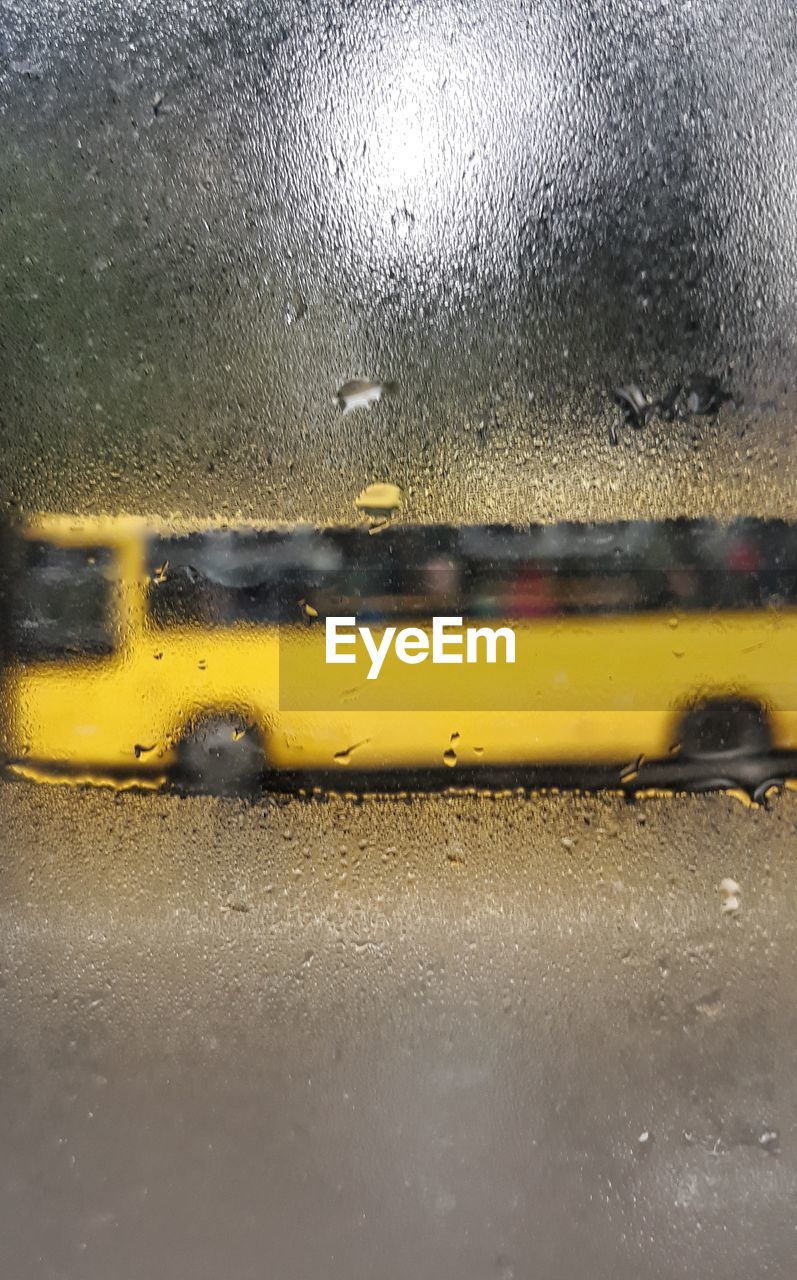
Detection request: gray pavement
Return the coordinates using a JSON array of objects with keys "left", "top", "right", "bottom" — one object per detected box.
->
[{"left": 1, "top": 778, "right": 795, "bottom": 1280}]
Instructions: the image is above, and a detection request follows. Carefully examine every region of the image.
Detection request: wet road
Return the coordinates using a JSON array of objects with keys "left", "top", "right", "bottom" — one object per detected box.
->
[{"left": 1, "top": 778, "right": 794, "bottom": 1280}]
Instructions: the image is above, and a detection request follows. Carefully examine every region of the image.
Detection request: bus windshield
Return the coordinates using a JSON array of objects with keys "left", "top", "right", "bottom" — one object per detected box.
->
[{"left": 10, "top": 540, "right": 118, "bottom": 660}]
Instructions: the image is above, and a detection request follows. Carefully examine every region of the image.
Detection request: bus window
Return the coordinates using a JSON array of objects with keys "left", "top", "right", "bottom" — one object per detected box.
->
[
  {"left": 278, "top": 526, "right": 462, "bottom": 623},
  {"left": 146, "top": 529, "right": 343, "bottom": 627},
  {"left": 757, "top": 521, "right": 797, "bottom": 606},
  {"left": 336, "top": 526, "right": 461, "bottom": 621},
  {"left": 11, "top": 540, "right": 117, "bottom": 660}
]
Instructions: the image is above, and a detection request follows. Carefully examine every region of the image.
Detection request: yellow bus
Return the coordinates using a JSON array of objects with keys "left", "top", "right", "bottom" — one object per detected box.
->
[{"left": 1, "top": 512, "right": 796, "bottom": 791}]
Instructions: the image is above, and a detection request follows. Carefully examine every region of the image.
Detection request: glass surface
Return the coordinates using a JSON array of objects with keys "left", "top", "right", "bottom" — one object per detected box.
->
[{"left": 0, "top": 4, "right": 795, "bottom": 1278}]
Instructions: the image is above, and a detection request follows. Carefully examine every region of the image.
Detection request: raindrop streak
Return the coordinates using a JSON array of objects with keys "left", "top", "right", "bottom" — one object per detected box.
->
[
  {"left": 333, "top": 740, "right": 370, "bottom": 766},
  {"left": 613, "top": 383, "right": 654, "bottom": 428},
  {"left": 613, "top": 374, "right": 733, "bottom": 432},
  {"left": 336, "top": 379, "right": 397, "bottom": 416},
  {"left": 287, "top": 287, "right": 307, "bottom": 325},
  {"left": 719, "top": 877, "right": 741, "bottom": 915}
]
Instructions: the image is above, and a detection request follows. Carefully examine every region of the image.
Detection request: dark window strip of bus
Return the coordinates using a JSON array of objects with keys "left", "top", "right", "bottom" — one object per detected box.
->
[{"left": 144, "top": 521, "right": 797, "bottom": 630}]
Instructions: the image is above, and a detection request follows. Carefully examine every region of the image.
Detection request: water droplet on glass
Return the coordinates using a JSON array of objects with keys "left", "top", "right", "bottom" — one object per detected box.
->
[
  {"left": 354, "top": 482, "right": 403, "bottom": 516},
  {"left": 719, "top": 877, "right": 741, "bottom": 915}
]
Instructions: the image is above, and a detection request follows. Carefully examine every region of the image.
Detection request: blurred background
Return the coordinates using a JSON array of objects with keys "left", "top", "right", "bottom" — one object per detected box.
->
[
  {"left": 1, "top": 0, "right": 797, "bottom": 522},
  {"left": 1, "top": 3, "right": 796, "bottom": 1278}
]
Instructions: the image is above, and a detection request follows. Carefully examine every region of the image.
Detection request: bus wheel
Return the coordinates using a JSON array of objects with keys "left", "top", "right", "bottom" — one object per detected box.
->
[
  {"left": 677, "top": 698, "right": 771, "bottom": 762},
  {"left": 175, "top": 716, "right": 265, "bottom": 795}
]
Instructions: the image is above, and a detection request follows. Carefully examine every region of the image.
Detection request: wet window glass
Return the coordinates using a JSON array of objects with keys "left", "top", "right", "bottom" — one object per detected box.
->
[{"left": 2, "top": 3, "right": 797, "bottom": 1279}]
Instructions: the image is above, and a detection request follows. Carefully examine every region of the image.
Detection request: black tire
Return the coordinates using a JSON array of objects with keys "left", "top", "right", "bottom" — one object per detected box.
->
[
  {"left": 175, "top": 716, "right": 265, "bottom": 795},
  {"left": 677, "top": 698, "right": 771, "bottom": 762}
]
